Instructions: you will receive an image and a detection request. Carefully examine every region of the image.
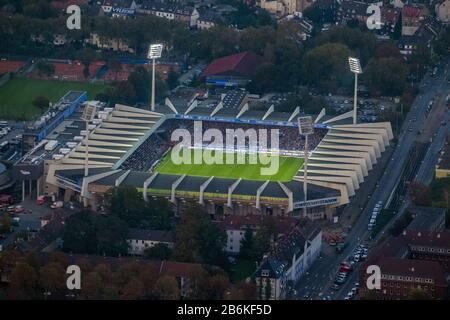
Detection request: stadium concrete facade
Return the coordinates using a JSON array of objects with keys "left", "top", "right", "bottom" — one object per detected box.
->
[{"left": 43, "top": 99, "right": 393, "bottom": 220}]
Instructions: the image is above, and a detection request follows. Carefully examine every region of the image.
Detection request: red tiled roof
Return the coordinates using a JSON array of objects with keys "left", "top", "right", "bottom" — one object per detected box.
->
[
  {"left": 32, "top": 60, "right": 105, "bottom": 81},
  {"left": 402, "top": 6, "right": 421, "bottom": 18},
  {"left": 201, "top": 51, "right": 262, "bottom": 78},
  {"left": 377, "top": 257, "right": 447, "bottom": 286},
  {"left": 159, "top": 260, "right": 204, "bottom": 278},
  {"left": 381, "top": 7, "right": 400, "bottom": 24},
  {"left": 0, "top": 60, "right": 26, "bottom": 74},
  {"left": 404, "top": 229, "right": 450, "bottom": 248}
]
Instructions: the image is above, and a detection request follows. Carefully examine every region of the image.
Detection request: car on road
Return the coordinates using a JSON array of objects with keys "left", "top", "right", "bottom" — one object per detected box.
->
[
  {"left": 368, "top": 223, "right": 374, "bottom": 231},
  {"left": 330, "top": 284, "right": 340, "bottom": 291},
  {"left": 14, "top": 205, "right": 24, "bottom": 213},
  {"left": 369, "top": 218, "right": 376, "bottom": 224}
]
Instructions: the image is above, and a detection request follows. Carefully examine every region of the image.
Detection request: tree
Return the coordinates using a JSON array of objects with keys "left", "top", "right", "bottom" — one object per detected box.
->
[
  {"left": 36, "top": 61, "right": 55, "bottom": 76},
  {"left": 408, "top": 288, "right": 431, "bottom": 300},
  {"left": 79, "top": 271, "right": 102, "bottom": 299},
  {"left": 32, "top": 96, "right": 49, "bottom": 112},
  {"left": 144, "top": 243, "right": 173, "bottom": 260},
  {"left": 302, "top": 43, "right": 352, "bottom": 92},
  {"left": 253, "top": 217, "right": 276, "bottom": 260},
  {"left": 95, "top": 215, "right": 129, "bottom": 257},
  {"left": 364, "top": 57, "right": 408, "bottom": 96},
  {"left": 128, "top": 66, "right": 151, "bottom": 103},
  {"left": 62, "top": 210, "right": 97, "bottom": 254},
  {"left": 8, "top": 262, "right": 38, "bottom": 299},
  {"left": 409, "top": 182, "right": 432, "bottom": 206},
  {"left": 107, "top": 186, "right": 145, "bottom": 225},
  {"left": 166, "top": 67, "right": 179, "bottom": 90},
  {"left": 153, "top": 276, "right": 180, "bottom": 300},
  {"left": 121, "top": 279, "right": 145, "bottom": 300},
  {"left": 174, "top": 204, "right": 227, "bottom": 268},
  {"left": 240, "top": 228, "right": 255, "bottom": 260},
  {"left": 39, "top": 262, "right": 65, "bottom": 295}
]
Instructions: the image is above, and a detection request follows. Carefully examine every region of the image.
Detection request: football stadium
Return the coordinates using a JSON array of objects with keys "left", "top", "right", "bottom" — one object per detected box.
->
[{"left": 38, "top": 91, "right": 393, "bottom": 220}]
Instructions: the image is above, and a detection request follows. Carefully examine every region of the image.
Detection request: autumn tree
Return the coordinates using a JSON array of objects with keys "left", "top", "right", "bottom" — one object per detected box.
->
[{"left": 153, "top": 276, "right": 180, "bottom": 300}]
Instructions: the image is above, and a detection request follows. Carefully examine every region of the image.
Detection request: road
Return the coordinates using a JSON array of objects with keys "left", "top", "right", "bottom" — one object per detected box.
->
[{"left": 295, "top": 61, "right": 450, "bottom": 300}]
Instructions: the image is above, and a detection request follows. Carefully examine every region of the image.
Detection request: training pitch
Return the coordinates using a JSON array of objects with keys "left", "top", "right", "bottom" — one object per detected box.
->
[
  {"left": 0, "top": 78, "right": 109, "bottom": 120},
  {"left": 154, "top": 149, "right": 304, "bottom": 182}
]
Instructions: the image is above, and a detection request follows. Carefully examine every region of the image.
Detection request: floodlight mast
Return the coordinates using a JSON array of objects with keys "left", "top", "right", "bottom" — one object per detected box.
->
[
  {"left": 148, "top": 44, "right": 163, "bottom": 111},
  {"left": 298, "top": 116, "right": 314, "bottom": 218},
  {"left": 81, "top": 103, "right": 96, "bottom": 207},
  {"left": 348, "top": 57, "right": 362, "bottom": 124}
]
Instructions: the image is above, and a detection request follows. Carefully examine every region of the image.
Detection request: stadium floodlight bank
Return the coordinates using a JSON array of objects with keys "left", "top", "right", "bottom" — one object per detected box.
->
[
  {"left": 348, "top": 57, "right": 362, "bottom": 125},
  {"left": 148, "top": 43, "right": 163, "bottom": 112}
]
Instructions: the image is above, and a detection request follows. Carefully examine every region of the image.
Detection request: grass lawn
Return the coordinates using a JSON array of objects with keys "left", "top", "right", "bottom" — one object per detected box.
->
[
  {"left": 155, "top": 149, "right": 304, "bottom": 182},
  {"left": 230, "top": 259, "right": 257, "bottom": 283},
  {"left": 0, "top": 78, "right": 109, "bottom": 120}
]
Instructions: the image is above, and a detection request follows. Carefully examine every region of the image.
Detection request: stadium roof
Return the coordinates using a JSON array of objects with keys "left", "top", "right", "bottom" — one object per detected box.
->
[{"left": 201, "top": 51, "right": 262, "bottom": 78}]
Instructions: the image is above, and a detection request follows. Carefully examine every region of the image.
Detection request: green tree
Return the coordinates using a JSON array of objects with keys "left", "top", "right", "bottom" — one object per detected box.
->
[
  {"left": 36, "top": 61, "right": 55, "bottom": 76},
  {"left": 144, "top": 243, "right": 173, "bottom": 260},
  {"left": 408, "top": 288, "right": 431, "bottom": 300},
  {"left": 240, "top": 228, "right": 255, "bottom": 260},
  {"left": 175, "top": 204, "right": 227, "bottom": 268},
  {"left": 95, "top": 215, "right": 129, "bottom": 257},
  {"left": 253, "top": 217, "right": 276, "bottom": 260},
  {"left": 8, "top": 262, "right": 37, "bottom": 299},
  {"left": 302, "top": 43, "right": 352, "bottom": 92},
  {"left": 166, "top": 67, "right": 179, "bottom": 90},
  {"left": 364, "top": 57, "right": 408, "bottom": 96},
  {"left": 32, "top": 96, "right": 49, "bottom": 112},
  {"left": 39, "top": 262, "right": 65, "bottom": 295},
  {"left": 62, "top": 211, "right": 97, "bottom": 254}
]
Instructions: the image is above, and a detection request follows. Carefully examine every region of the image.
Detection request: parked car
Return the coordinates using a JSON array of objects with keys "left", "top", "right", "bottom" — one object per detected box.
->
[
  {"left": 50, "top": 201, "right": 63, "bottom": 209},
  {"left": 14, "top": 205, "right": 24, "bottom": 213}
]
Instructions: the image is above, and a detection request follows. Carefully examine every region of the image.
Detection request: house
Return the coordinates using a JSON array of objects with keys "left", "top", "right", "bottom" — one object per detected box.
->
[
  {"left": 201, "top": 51, "right": 262, "bottom": 87},
  {"left": 398, "top": 19, "right": 438, "bottom": 57},
  {"left": 127, "top": 228, "right": 174, "bottom": 255},
  {"left": 436, "top": 0, "right": 450, "bottom": 24},
  {"left": 217, "top": 215, "right": 298, "bottom": 254},
  {"left": 258, "top": 0, "right": 315, "bottom": 17},
  {"left": 254, "top": 219, "right": 322, "bottom": 300},
  {"left": 197, "top": 10, "right": 223, "bottom": 30},
  {"left": 401, "top": 6, "right": 423, "bottom": 36},
  {"left": 359, "top": 229, "right": 450, "bottom": 300},
  {"left": 87, "top": 33, "right": 135, "bottom": 53},
  {"left": 101, "top": 0, "right": 137, "bottom": 14},
  {"left": 137, "top": 0, "right": 199, "bottom": 27}
]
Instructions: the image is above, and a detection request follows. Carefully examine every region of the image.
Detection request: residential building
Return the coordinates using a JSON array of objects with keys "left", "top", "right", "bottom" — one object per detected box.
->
[
  {"left": 254, "top": 219, "right": 322, "bottom": 300},
  {"left": 137, "top": 0, "right": 199, "bottom": 27},
  {"left": 217, "top": 215, "right": 298, "bottom": 254},
  {"left": 359, "top": 229, "right": 450, "bottom": 300},
  {"left": 197, "top": 10, "right": 223, "bottom": 30},
  {"left": 101, "top": 0, "right": 137, "bottom": 14},
  {"left": 258, "top": 0, "right": 315, "bottom": 17},
  {"left": 127, "top": 228, "right": 174, "bottom": 255},
  {"left": 87, "top": 33, "right": 135, "bottom": 53},
  {"left": 401, "top": 6, "right": 422, "bottom": 36}
]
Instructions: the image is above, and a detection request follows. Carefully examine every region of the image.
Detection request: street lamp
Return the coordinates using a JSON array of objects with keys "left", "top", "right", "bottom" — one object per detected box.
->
[
  {"left": 348, "top": 57, "right": 362, "bottom": 124},
  {"left": 148, "top": 43, "right": 163, "bottom": 111},
  {"left": 298, "top": 116, "right": 314, "bottom": 218}
]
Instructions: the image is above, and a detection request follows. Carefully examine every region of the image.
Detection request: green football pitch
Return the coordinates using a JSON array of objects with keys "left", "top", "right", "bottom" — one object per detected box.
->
[
  {"left": 154, "top": 149, "right": 304, "bottom": 182},
  {"left": 0, "top": 78, "right": 109, "bottom": 120}
]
